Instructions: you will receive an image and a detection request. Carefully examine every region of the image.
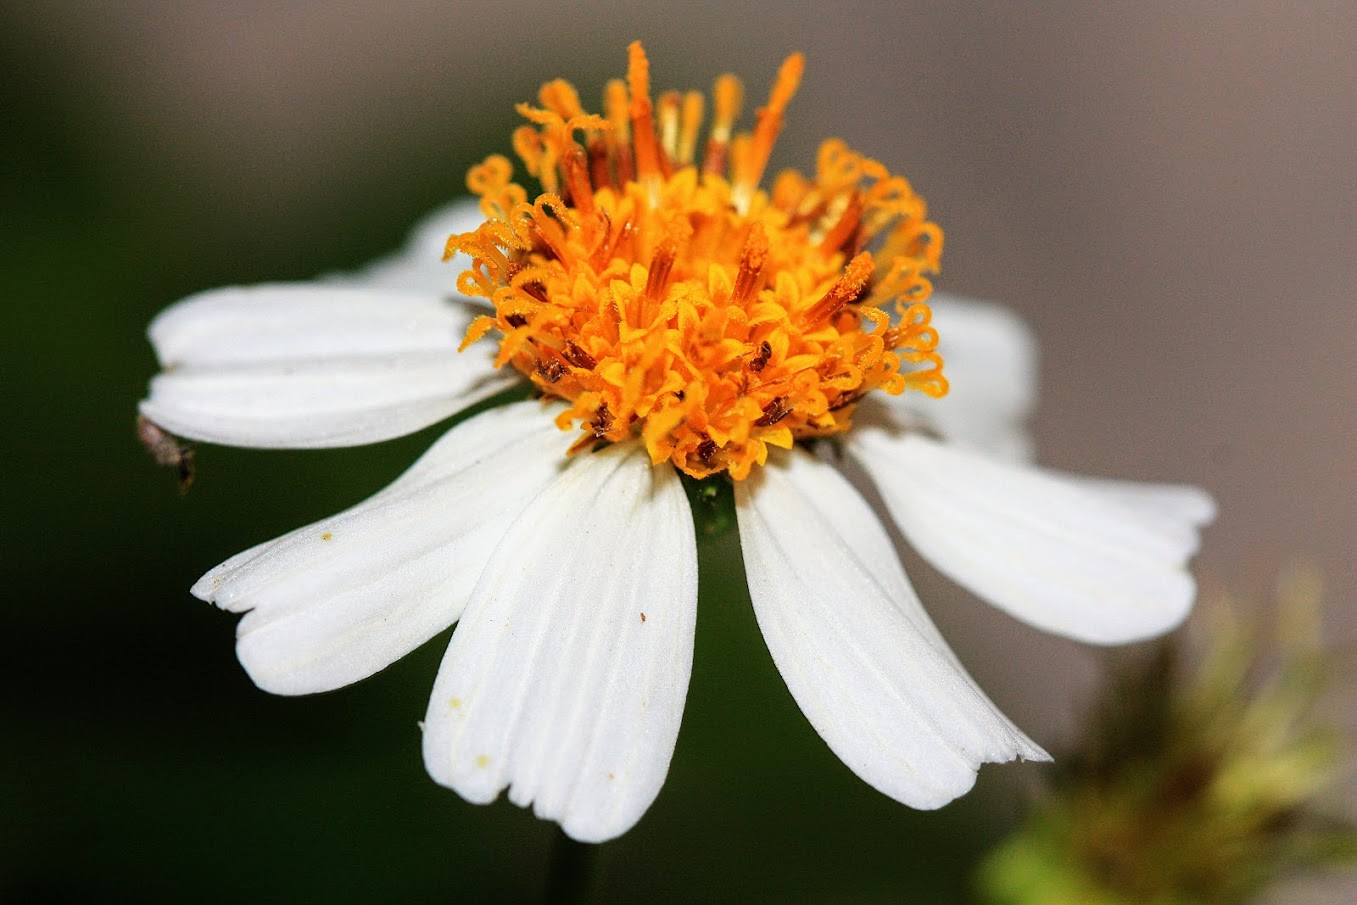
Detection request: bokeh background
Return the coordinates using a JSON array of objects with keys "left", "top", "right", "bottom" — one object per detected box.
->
[{"left": 3, "top": 1, "right": 1353, "bottom": 901}]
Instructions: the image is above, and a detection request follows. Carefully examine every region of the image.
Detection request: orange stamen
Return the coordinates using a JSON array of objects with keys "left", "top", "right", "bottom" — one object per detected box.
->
[
  {"left": 703, "top": 74, "right": 743, "bottom": 176},
  {"left": 677, "top": 91, "right": 704, "bottom": 166},
  {"left": 818, "top": 190, "right": 864, "bottom": 256},
  {"left": 731, "top": 223, "right": 769, "bottom": 305},
  {"left": 451, "top": 42, "right": 946, "bottom": 479},
  {"left": 658, "top": 91, "right": 681, "bottom": 162},
  {"left": 560, "top": 143, "right": 595, "bottom": 216},
  {"left": 603, "top": 79, "right": 634, "bottom": 186},
  {"left": 798, "top": 252, "right": 874, "bottom": 328},
  {"left": 732, "top": 52, "right": 804, "bottom": 210},
  {"left": 627, "top": 41, "right": 662, "bottom": 186}
]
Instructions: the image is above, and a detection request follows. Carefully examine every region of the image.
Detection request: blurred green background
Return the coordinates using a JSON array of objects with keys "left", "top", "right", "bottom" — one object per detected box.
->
[{"left": 3, "top": 2, "right": 1353, "bottom": 902}]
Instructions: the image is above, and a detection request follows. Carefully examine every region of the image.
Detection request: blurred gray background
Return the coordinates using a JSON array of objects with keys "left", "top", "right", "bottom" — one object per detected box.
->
[{"left": 3, "top": 1, "right": 1353, "bottom": 901}]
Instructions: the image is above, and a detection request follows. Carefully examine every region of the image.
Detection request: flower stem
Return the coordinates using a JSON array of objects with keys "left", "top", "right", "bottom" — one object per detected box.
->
[{"left": 543, "top": 827, "right": 596, "bottom": 905}]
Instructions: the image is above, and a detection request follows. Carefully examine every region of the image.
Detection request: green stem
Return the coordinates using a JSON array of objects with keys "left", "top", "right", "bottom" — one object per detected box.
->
[{"left": 543, "top": 827, "right": 596, "bottom": 905}]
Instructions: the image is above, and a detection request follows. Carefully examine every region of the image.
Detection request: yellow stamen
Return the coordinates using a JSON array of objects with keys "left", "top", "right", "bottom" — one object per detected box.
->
[{"left": 451, "top": 42, "right": 947, "bottom": 479}]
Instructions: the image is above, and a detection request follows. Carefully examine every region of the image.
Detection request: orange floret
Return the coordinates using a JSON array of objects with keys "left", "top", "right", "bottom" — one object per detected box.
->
[{"left": 451, "top": 41, "right": 947, "bottom": 479}]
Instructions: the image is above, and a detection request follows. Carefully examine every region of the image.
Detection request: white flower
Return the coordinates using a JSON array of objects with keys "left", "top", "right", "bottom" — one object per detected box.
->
[{"left": 141, "top": 45, "right": 1213, "bottom": 843}]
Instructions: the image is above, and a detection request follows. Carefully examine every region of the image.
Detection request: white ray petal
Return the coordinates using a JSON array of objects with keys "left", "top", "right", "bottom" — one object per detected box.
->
[
  {"left": 883, "top": 295, "right": 1037, "bottom": 460},
  {"left": 191, "top": 401, "right": 570, "bottom": 696},
  {"left": 1069, "top": 477, "right": 1218, "bottom": 527},
  {"left": 141, "top": 283, "right": 512, "bottom": 447},
  {"left": 347, "top": 199, "right": 489, "bottom": 294},
  {"left": 735, "top": 448, "right": 1046, "bottom": 810},
  {"left": 852, "top": 430, "right": 1210, "bottom": 645},
  {"left": 422, "top": 445, "right": 697, "bottom": 843}
]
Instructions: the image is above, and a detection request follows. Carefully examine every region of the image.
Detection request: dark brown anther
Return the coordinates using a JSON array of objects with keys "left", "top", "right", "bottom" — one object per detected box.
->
[
  {"left": 519, "top": 280, "right": 549, "bottom": 303},
  {"left": 592, "top": 213, "right": 634, "bottom": 269},
  {"left": 505, "top": 313, "right": 528, "bottom": 328},
  {"left": 536, "top": 358, "right": 567, "bottom": 383},
  {"left": 697, "top": 436, "right": 718, "bottom": 465},
  {"left": 591, "top": 402, "right": 613, "bottom": 435},
  {"left": 749, "top": 340, "right": 772, "bottom": 372},
  {"left": 563, "top": 341, "right": 597, "bottom": 370},
  {"left": 828, "top": 391, "right": 862, "bottom": 412},
  {"left": 754, "top": 396, "right": 790, "bottom": 427},
  {"left": 644, "top": 241, "right": 677, "bottom": 300}
]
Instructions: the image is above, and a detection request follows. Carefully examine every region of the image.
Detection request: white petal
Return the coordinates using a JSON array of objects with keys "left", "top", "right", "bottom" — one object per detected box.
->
[
  {"left": 422, "top": 444, "right": 697, "bottom": 843},
  {"left": 1070, "top": 477, "right": 1218, "bottom": 527},
  {"left": 884, "top": 295, "right": 1037, "bottom": 460},
  {"left": 192, "top": 401, "right": 570, "bottom": 696},
  {"left": 735, "top": 448, "right": 1046, "bottom": 810},
  {"left": 347, "top": 199, "right": 489, "bottom": 294},
  {"left": 140, "top": 283, "right": 513, "bottom": 447},
  {"left": 852, "top": 430, "right": 1209, "bottom": 645}
]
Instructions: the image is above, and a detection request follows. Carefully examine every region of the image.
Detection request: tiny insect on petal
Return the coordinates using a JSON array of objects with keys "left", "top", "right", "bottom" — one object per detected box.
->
[{"left": 137, "top": 414, "right": 195, "bottom": 493}]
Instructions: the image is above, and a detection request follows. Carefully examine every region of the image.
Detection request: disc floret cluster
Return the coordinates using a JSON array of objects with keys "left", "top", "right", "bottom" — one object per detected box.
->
[{"left": 452, "top": 42, "right": 947, "bottom": 478}]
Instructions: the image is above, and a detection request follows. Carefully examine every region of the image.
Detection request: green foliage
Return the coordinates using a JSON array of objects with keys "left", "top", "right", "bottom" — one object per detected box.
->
[{"left": 978, "top": 570, "right": 1357, "bottom": 905}]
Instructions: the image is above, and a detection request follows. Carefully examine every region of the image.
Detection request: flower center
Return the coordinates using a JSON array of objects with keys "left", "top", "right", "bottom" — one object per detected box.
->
[{"left": 451, "top": 42, "right": 947, "bottom": 479}]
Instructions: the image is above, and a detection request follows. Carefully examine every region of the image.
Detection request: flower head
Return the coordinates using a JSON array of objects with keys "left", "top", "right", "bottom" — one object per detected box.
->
[
  {"left": 978, "top": 567, "right": 1357, "bottom": 905},
  {"left": 453, "top": 42, "right": 944, "bottom": 479},
  {"left": 140, "top": 43, "right": 1214, "bottom": 842}
]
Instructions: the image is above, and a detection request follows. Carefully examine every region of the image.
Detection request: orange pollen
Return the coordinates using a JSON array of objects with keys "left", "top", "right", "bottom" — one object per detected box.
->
[{"left": 450, "top": 41, "right": 948, "bottom": 480}]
